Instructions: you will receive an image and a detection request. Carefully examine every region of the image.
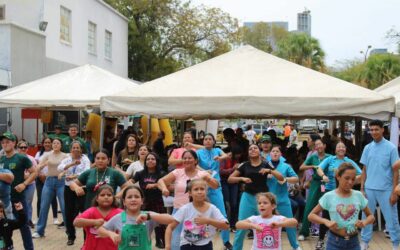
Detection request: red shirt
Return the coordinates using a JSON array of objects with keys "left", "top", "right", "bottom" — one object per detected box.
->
[{"left": 77, "top": 207, "right": 123, "bottom": 250}]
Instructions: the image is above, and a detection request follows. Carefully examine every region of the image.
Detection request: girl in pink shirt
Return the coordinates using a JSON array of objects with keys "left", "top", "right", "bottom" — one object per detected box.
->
[{"left": 74, "top": 185, "right": 122, "bottom": 250}]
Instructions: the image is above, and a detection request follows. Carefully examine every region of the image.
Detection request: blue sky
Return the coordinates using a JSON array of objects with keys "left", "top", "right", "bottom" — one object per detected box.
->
[{"left": 192, "top": 0, "right": 399, "bottom": 67}]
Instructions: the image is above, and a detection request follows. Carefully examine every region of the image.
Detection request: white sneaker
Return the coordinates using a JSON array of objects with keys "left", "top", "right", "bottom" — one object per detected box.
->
[
  {"left": 298, "top": 235, "right": 305, "bottom": 241},
  {"left": 53, "top": 219, "right": 60, "bottom": 225},
  {"left": 360, "top": 241, "right": 369, "bottom": 250},
  {"left": 32, "top": 232, "right": 43, "bottom": 238},
  {"left": 294, "top": 247, "right": 302, "bottom": 250}
]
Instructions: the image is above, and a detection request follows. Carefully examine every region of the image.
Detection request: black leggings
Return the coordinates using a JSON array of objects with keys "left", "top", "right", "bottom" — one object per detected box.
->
[
  {"left": 181, "top": 242, "right": 212, "bottom": 250},
  {"left": 319, "top": 209, "right": 330, "bottom": 241}
]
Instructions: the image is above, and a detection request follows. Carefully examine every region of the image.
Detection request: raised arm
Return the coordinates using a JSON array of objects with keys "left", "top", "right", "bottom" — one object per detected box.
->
[{"left": 158, "top": 172, "right": 176, "bottom": 196}]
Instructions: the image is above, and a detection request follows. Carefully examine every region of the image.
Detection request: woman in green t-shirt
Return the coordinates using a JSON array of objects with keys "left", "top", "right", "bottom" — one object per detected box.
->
[{"left": 70, "top": 149, "right": 129, "bottom": 210}]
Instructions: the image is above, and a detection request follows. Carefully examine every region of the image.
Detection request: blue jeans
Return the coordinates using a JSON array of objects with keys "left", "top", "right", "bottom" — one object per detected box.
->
[
  {"left": 221, "top": 180, "right": 238, "bottom": 227},
  {"left": 36, "top": 177, "right": 66, "bottom": 236},
  {"left": 326, "top": 231, "right": 360, "bottom": 250},
  {"left": 12, "top": 196, "right": 33, "bottom": 250},
  {"left": 171, "top": 208, "right": 183, "bottom": 250},
  {"left": 24, "top": 183, "right": 35, "bottom": 222},
  {"left": 361, "top": 189, "right": 400, "bottom": 247},
  {"left": 233, "top": 192, "right": 259, "bottom": 250}
]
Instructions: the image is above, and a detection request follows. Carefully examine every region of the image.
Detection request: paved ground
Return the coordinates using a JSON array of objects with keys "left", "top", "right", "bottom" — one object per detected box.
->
[{"left": 12, "top": 194, "right": 392, "bottom": 249}]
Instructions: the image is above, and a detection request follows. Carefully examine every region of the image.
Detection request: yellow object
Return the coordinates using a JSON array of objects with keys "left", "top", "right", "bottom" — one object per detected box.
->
[
  {"left": 141, "top": 116, "right": 149, "bottom": 144},
  {"left": 159, "top": 119, "right": 173, "bottom": 146},
  {"left": 41, "top": 110, "right": 53, "bottom": 124},
  {"left": 86, "top": 113, "right": 101, "bottom": 149},
  {"left": 150, "top": 118, "right": 161, "bottom": 145}
]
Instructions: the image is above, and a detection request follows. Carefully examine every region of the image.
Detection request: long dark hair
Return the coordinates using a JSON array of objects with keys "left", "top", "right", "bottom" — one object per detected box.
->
[
  {"left": 143, "top": 152, "right": 161, "bottom": 176},
  {"left": 39, "top": 137, "right": 52, "bottom": 156},
  {"left": 91, "top": 184, "right": 118, "bottom": 208}
]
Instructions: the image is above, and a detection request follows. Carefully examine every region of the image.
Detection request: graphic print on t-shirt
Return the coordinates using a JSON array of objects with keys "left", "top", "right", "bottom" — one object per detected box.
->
[
  {"left": 336, "top": 204, "right": 357, "bottom": 221},
  {"left": 183, "top": 219, "right": 209, "bottom": 243},
  {"left": 256, "top": 223, "right": 280, "bottom": 249}
]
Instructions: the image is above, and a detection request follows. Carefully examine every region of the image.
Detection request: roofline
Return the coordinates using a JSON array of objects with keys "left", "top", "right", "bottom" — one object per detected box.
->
[
  {"left": 0, "top": 21, "right": 46, "bottom": 37},
  {"left": 96, "top": 0, "right": 129, "bottom": 22}
]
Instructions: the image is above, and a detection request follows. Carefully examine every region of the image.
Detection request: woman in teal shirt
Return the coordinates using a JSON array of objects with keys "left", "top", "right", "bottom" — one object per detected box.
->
[{"left": 267, "top": 145, "right": 301, "bottom": 250}]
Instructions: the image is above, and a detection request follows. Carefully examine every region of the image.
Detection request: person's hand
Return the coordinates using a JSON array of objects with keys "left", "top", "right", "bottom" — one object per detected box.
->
[
  {"left": 109, "top": 231, "right": 121, "bottom": 245},
  {"left": 259, "top": 169, "right": 271, "bottom": 175},
  {"left": 93, "top": 218, "right": 105, "bottom": 228},
  {"left": 73, "top": 160, "right": 81, "bottom": 165},
  {"left": 145, "top": 183, "right": 157, "bottom": 189},
  {"left": 66, "top": 175, "right": 75, "bottom": 181},
  {"left": 122, "top": 158, "right": 132, "bottom": 164},
  {"left": 355, "top": 220, "right": 366, "bottom": 229},
  {"left": 136, "top": 214, "right": 149, "bottom": 224},
  {"left": 75, "top": 186, "right": 85, "bottom": 196},
  {"left": 202, "top": 175, "right": 211, "bottom": 182},
  {"left": 322, "top": 175, "right": 329, "bottom": 183},
  {"left": 241, "top": 177, "right": 252, "bottom": 184},
  {"left": 233, "top": 163, "right": 240, "bottom": 170},
  {"left": 14, "top": 202, "right": 23, "bottom": 211},
  {"left": 194, "top": 215, "right": 209, "bottom": 225},
  {"left": 58, "top": 172, "right": 65, "bottom": 180},
  {"left": 278, "top": 178, "right": 287, "bottom": 185},
  {"left": 15, "top": 183, "right": 26, "bottom": 193},
  {"left": 184, "top": 142, "right": 192, "bottom": 149},
  {"left": 214, "top": 156, "right": 223, "bottom": 162},
  {"left": 325, "top": 220, "right": 338, "bottom": 230},
  {"left": 252, "top": 223, "right": 263, "bottom": 232},
  {"left": 390, "top": 192, "right": 398, "bottom": 206},
  {"left": 162, "top": 188, "right": 170, "bottom": 197},
  {"left": 270, "top": 221, "right": 282, "bottom": 228}
]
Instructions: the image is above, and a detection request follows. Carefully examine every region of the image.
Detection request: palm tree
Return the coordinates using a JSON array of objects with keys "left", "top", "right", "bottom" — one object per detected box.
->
[{"left": 275, "top": 32, "right": 326, "bottom": 72}]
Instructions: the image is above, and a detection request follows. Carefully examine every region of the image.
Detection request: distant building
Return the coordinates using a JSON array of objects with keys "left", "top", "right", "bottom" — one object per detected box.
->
[
  {"left": 297, "top": 9, "right": 311, "bottom": 35},
  {"left": 370, "top": 48, "right": 388, "bottom": 56},
  {"left": 0, "top": 0, "right": 128, "bottom": 141}
]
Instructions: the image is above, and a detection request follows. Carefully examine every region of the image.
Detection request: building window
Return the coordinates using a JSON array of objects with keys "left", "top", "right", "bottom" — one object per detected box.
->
[
  {"left": 60, "top": 6, "right": 71, "bottom": 43},
  {"left": 0, "top": 5, "right": 5, "bottom": 20},
  {"left": 105, "top": 30, "right": 112, "bottom": 60},
  {"left": 88, "top": 21, "right": 97, "bottom": 55}
]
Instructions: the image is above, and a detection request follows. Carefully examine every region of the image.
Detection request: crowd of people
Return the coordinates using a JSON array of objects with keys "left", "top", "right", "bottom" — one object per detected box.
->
[{"left": 0, "top": 119, "right": 399, "bottom": 250}]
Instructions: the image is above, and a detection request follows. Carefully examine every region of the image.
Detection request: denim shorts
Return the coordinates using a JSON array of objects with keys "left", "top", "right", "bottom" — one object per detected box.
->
[{"left": 326, "top": 231, "right": 360, "bottom": 250}]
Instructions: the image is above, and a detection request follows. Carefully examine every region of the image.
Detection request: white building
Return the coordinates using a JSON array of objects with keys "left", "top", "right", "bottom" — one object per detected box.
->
[
  {"left": 297, "top": 9, "right": 311, "bottom": 35},
  {"left": 0, "top": 0, "right": 128, "bottom": 143}
]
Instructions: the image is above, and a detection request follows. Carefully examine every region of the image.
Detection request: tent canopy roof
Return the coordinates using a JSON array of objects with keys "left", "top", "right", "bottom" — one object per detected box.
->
[
  {"left": 375, "top": 76, "right": 400, "bottom": 117},
  {"left": 101, "top": 45, "right": 394, "bottom": 120},
  {"left": 0, "top": 64, "right": 139, "bottom": 109}
]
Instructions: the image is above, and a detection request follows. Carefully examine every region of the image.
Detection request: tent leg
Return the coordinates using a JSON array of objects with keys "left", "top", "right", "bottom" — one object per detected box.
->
[
  {"left": 36, "top": 118, "right": 39, "bottom": 146},
  {"left": 390, "top": 117, "right": 399, "bottom": 147},
  {"left": 355, "top": 118, "right": 362, "bottom": 160},
  {"left": 99, "top": 112, "right": 105, "bottom": 150}
]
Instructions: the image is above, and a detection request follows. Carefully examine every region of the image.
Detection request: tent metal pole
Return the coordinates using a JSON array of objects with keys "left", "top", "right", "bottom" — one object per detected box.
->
[{"left": 99, "top": 112, "right": 105, "bottom": 150}]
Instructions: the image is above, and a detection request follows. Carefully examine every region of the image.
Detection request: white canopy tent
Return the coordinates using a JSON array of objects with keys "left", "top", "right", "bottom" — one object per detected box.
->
[
  {"left": 101, "top": 46, "right": 394, "bottom": 120},
  {"left": 0, "top": 64, "right": 139, "bottom": 146},
  {"left": 0, "top": 64, "right": 139, "bottom": 108},
  {"left": 375, "top": 76, "right": 400, "bottom": 147},
  {"left": 375, "top": 76, "right": 400, "bottom": 117}
]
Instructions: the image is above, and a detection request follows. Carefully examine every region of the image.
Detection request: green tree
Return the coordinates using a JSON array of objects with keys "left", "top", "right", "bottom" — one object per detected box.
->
[
  {"left": 331, "top": 54, "right": 400, "bottom": 89},
  {"left": 105, "top": 0, "right": 239, "bottom": 81},
  {"left": 239, "top": 23, "right": 289, "bottom": 53},
  {"left": 364, "top": 54, "right": 400, "bottom": 89},
  {"left": 275, "top": 32, "right": 326, "bottom": 72}
]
